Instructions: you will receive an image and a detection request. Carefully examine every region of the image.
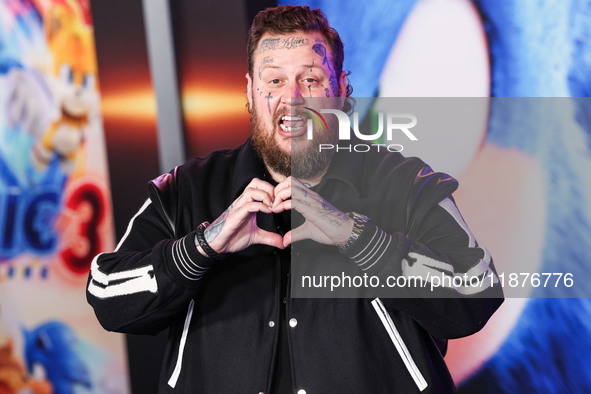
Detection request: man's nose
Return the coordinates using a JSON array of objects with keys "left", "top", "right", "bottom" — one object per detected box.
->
[{"left": 282, "top": 81, "right": 305, "bottom": 105}]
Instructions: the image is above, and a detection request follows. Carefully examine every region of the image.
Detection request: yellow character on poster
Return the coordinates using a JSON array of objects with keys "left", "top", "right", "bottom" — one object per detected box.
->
[{"left": 31, "top": 0, "right": 98, "bottom": 175}]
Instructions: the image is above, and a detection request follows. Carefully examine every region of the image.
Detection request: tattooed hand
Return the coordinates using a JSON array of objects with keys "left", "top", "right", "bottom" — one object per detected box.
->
[
  {"left": 199, "top": 178, "right": 284, "bottom": 256},
  {"left": 272, "top": 176, "right": 354, "bottom": 248}
]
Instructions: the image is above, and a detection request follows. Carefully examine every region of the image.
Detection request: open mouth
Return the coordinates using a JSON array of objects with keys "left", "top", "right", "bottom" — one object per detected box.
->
[{"left": 279, "top": 115, "right": 306, "bottom": 136}]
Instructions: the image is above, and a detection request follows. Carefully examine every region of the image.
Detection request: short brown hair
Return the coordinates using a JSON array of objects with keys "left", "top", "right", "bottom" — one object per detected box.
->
[{"left": 247, "top": 5, "right": 353, "bottom": 97}]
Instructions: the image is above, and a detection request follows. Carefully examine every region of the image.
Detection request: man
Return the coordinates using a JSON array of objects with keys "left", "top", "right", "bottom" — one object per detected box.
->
[{"left": 87, "top": 5, "right": 503, "bottom": 393}]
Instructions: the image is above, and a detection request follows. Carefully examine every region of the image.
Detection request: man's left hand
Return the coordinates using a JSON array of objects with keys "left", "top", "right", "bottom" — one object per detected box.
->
[{"left": 272, "top": 177, "right": 354, "bottom": 248}]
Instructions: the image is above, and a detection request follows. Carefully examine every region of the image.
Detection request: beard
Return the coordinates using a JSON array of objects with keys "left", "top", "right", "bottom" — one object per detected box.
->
[{"left": 250, "top": 101, "right": 337, "bottom": 179}]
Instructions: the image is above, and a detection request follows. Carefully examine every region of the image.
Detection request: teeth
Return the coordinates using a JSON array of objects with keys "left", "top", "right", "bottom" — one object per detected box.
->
[
  {"left": 281, "top": 116, "right": 302, "bottom": 121},
  {"left": 280, "top": 123, "right": 303, "bottom": 132}
]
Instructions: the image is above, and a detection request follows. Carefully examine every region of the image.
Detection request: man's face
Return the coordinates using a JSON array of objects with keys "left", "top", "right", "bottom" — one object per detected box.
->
[{"left": 247, "top": 31, "right": 346, "bottom": 179}]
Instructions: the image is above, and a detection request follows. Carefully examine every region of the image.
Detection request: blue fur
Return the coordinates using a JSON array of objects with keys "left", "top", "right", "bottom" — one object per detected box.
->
[
  {"left": 23, "top": 321, "right": 92, "bottom": 394},
  {"left": 282, "top": 0, "right": 591, "bottom": 391}
]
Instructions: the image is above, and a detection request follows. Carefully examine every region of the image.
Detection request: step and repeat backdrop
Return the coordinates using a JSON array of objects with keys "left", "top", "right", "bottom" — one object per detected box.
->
[{"left": 2, "top": 0, "right": 591, "bottom": 393}]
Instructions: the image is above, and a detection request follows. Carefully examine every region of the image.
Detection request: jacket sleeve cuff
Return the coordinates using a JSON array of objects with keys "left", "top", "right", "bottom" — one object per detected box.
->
[
  {"left": 340, "top": 223, "right": 410, "bottom": 275},
  {"left": 167, "top": 231, "right": 215, "bottom": 287}
]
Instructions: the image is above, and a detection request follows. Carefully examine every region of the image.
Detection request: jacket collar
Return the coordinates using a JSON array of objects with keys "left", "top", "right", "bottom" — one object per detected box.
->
[{"left": 231, "top": 137, "right": 364, "bottom": 199}]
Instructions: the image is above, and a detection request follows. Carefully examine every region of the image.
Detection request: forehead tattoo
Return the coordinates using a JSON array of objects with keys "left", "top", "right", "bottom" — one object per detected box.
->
[
  {"left": 259, "top": 57, "right": 274, "bottom": 80},
  {"left": 312, "top": 43, "right": 328, "bottom": 65},
  {"left": 258, "top": 36, "right": 310, "bottom": 53},
  {"left": 312, "top": 43, "right": 339, "bottom": 96}
]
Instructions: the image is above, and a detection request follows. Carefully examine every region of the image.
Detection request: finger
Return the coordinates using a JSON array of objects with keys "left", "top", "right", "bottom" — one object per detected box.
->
[
  {"left": 272, "top": 186, "right": 292, "bottom": 209},
  {"left": 241, "top": 187, "right": 274, "bottom": 206},
  {"left": 247, "top": 177, "right": 276, "bottom": 196},
  {"left": 253, "top": 228, "right": 285, "bottom": 249},
  {"left": 241, "top": 201, "right": 274, "bottom": 214},
  {"left": 273, "top": 176, "right": 292, "bottom": 200},
  {"left": 274, "top": 183, "right": 292, "bottom": 199},
  {"left": 271, "top": 199, "right": 291, "bottom": 213},
  {"left": 275, "top": 175, "right": 292, "bottom": 189},
  {"left": 282, "top": 230, "right": 292, "bottom": 248},
  {"left": 276, "top": 176, "right": 312, "bottom": 199}
]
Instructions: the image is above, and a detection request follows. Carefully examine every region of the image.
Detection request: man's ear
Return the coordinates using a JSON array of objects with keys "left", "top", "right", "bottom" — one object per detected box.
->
[
  {"left": 339, "top": 70, "right": 347, "bottom": 98},
  {"left": 246, "top": 73, "right": 253, "bottom": 110},
  {"left": 336, "top": 70, "right": 347, "bottom": 109}
]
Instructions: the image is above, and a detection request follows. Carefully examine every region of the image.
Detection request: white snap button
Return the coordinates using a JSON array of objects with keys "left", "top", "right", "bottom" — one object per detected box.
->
[
  {"left": 289, "top": 318, "right": 298, "bottom": 328},
  {"left": 268, "top": 321, "right": 275, "bottom": 328},
  {"left": 297, "top": 389, "right": 306, "bottom": 394}
]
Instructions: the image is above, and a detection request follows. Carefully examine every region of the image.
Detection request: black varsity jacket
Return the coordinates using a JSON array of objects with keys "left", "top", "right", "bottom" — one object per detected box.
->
[{"left": 87, "top": 138, "right": 503, "bottom": 393}]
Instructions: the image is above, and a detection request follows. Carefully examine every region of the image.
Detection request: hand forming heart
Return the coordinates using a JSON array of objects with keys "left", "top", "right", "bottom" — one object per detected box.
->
[{"left": 198, "top": 177, "right": 354, "bottom": 257}]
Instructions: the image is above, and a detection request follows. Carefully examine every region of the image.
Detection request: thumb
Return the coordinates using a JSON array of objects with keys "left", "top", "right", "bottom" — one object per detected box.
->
[
  {"left": 253, "top": 227, "right": 285, "bottom": 249},
  {"left": 282, "top": 230, "right": 292, "bottom": 248},
  {"left": 285, "top": 222, "right": 308, "bottom": 247}
]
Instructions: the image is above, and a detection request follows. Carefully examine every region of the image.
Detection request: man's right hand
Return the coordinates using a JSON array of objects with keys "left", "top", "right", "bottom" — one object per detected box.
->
[{"left": 198, "top": 178, "right": 285, "bottom": 257}]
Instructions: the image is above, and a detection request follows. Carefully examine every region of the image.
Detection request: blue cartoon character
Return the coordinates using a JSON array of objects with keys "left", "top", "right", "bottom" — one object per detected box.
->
[
  {"left": 23, "top": 321, "right": 92, "bottom": 394},
  {"left": 286, "top": 0, "right": 591, "bottom": 392}
]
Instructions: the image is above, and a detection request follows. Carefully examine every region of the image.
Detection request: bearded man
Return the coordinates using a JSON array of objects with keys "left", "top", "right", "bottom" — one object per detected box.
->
[{"left": 87, "top": 5, "right": 503, "bottom": 393}]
